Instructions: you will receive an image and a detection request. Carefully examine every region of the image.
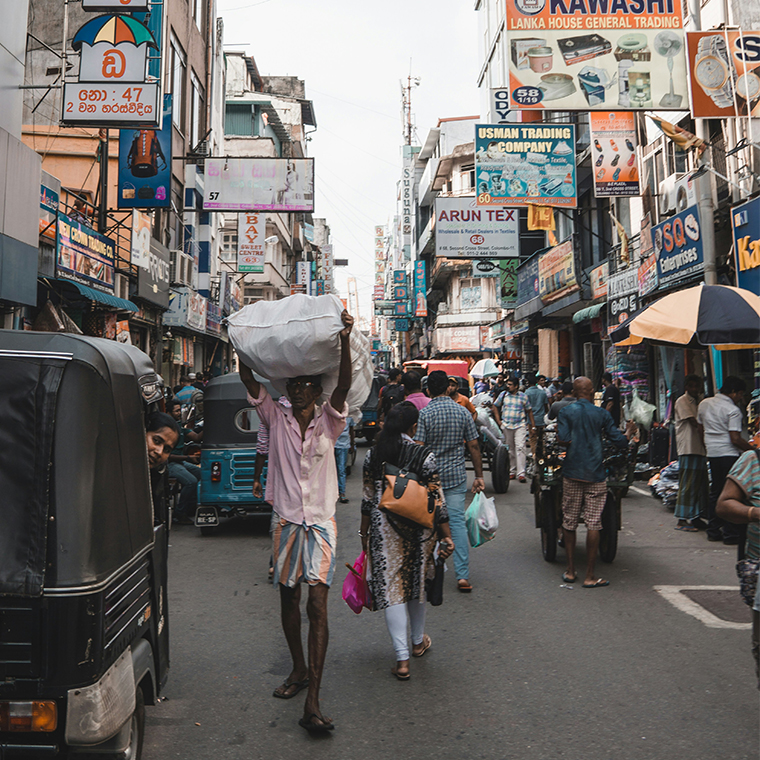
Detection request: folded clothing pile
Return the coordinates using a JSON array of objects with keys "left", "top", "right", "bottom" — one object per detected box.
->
[
  {"left": 227, "top": 294, "right": 372, "bottom": 422},
  {"left": 650, "top": 459, "right": 679, "bottom": 507}
]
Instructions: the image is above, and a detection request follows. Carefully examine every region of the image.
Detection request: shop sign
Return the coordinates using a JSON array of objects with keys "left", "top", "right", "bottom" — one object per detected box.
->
[
  {"left": 504, "top": 339, "right": 523, "bottom": 361},
  {"left": 505, "top": 318, "right": 530, "bottom": 338},
  {"left": 504, "top": 0, "right": 688, "bottom": 112},
  {"left": 730, "top": 196, "right": 760, "bottom": 295},
  {"left": 589, "top": 112, "right": 640, "bottom": 197},
  {"left": 63, "top": 14, "right": 160, "bottom": 127},
  {"left": 590, "top": 261, "right": 609, "bottom": 300},
  {"left": 394, "top": 285, "right": 409, "bottom": 301},
  {"left": 686, "top": 31, "right": 760, "bottom": 118},
  {"left": 637, "top": 255, "right": 659, "bottom": 297},
  {"left": 393, "top": 270, "right": 407, "bottom": 285},
  {"left": 206, "top": 302, "right": 222, "bottom": 337},
  {"left": 436, "top": 197, "right": 520, "bottom": 258},
  {"left": 40, "top": 178, "right": 59, "bottom": 247},
  {"left": 56, "top": 212, "right": 115, "bottom": 292},
  {"left": 480, "top": 325, "right": 498, "bottom": 351},
  {"left": 516, "top": 253, "right": 542, "bottom": 309},
  {"left": 164, "top": 286, "right": 207, "bottom": 332},
  {"left": 489, "top": 320, "right": 506, "bottom": 342},
  {"left": 394, "top": 301, "right": 410, "bottom": 317},
  {"left": 435, "top": 325, "right": 481, "bottom": 352},
  {"left": 475, "top": 124, "right": 577, "bottom": 208},
  {"left": 653, "top": 204, "right": 704, "bottom": 289},
  {"left": 395, "top": 319, "right": 410, "bottom": 332},
  {"left": 82, "top": 0, "right": 149, "bottom": 10},
  {"left": 238, "top": 212, "right": 265, "bottom": 273},
  {"left": 472, "top": 260, "right": 500, "bottom": 278},
  {"left": 220, "top": 271, "right": 241, "bottom": 316},
  {"left": 413, "top": 261, "right": 427, "bottom": 317},
  {"left": 203, "top": 158, "right": 315, "bottom": 213},
  {"left": 491, "top": 88, "right": 511, "bottom": 122},
  {"left": 538, "top": 238, "right": 579, "bottom": 304},
  {"left": 118, "top": 94, "right": 172, "bottom": 208},
  {"left": 608, "top": 268, "right": 639, "bottom": 325},
  {"left": 136, "top": 238, "right": 170, "bottom": 308},
  {"left": 496, "top": 258, "right": 517, "bottom": 310}
]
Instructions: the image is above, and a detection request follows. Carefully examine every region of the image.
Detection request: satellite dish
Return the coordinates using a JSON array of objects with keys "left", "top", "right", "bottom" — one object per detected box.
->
[{"left": 655, "top": 31, "right": 683, "bottom": 108}]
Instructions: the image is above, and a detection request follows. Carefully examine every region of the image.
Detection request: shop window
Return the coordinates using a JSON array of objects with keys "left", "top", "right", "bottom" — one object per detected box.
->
[
  {"left": 190, "top": 71, "right": 204, "bottom": 149},
  {"left": 460, "top": 279, "right": 482, "bottom": 310}
]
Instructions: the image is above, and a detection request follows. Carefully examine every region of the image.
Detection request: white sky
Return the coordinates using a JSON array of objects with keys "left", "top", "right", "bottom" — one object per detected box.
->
[{"left": 216, "top": 0, "right": 481, "bottom": 326}]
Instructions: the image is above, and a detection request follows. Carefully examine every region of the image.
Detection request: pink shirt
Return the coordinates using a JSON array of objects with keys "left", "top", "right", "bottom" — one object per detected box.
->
[
  {"left": 405, "top": 392, "right": 430, "bottom": 411},
  {"left": 248, "top": 386, "right": 347, "bottom": 525}
]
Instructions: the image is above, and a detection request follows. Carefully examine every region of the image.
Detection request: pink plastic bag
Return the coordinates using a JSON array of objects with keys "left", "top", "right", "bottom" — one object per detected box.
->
[{"left": 342, "top": 551, "right": 372, "bottom": 614}]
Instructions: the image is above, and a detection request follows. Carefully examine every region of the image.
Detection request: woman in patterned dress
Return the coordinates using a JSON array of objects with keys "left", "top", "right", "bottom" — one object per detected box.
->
[{"left": 359, "top": 402, "right": 454, "bottom": 680}]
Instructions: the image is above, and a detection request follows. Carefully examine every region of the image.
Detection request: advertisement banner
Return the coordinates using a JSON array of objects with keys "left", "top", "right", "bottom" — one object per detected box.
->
[
  {"left": 607, "top": 268, "right": 639, "bottom": 326},
  {"left": 538, "top": 239, "right": 579, "bottom": 304},
  {"left": 730, "top": 197, "right": 760, "bottom": 295},
  {"left": 504, "top": 0, "right": 688, "bottom": 112},
  {"left": 475, "top": 124, "right": 577, "bottom": 207},
  {"left": 687, "top": 31, "right": 760, "bottom": 118},
  {"left": 414, "top": 261, "right": 427, "bottom": 317},
  {"left": 589, "top": 112, "right": 640, "bottom": 197},
  {"left": 638, "top": 254, "right": 659, "bottom": 297},
  {"left": 653, "top": 204, "right": 704, "bottom": 289},
  {"left": 472, "top": 260, "right": 500, "bottom": 278},
  {"left": 131, "top": 210, "right": 152, "bottom": 268},
  {"left": 56, "top": 212, "right": 115, "bottom": 292},
  {"left": 118, "top": 94, "right": 171, "bottom": 208},
  {"left": 186, "top": 290, "right": 207, "bottom": 332},
  {"left": 435, "top": 197, "right": 520, "bottom": 258},
  {"left": 165, "top": 286, "right": 207, "bottom": 331},
  {"left": 238, "top": 212, "right": 265, "bottom": 273},
  {"left": 206, "top": 302, "right": 222, "bottom": 337},
  {"left": 517, "top": 254, "right": 542, "bottom": 309},
  {"left": 203, "top": 158, "right": 315, "bottom": 212},
  {"left": 500, "top": 258, "right": 519, "bottom": 308},
  {"left": 136, "top": 238, "right": 170, "bottom": 308},
  {"left": 40, "top": 181, "right": 59, "bottom": 245},
  {"left": 590, "top": 261, "right": 609, "bottom": 300}
]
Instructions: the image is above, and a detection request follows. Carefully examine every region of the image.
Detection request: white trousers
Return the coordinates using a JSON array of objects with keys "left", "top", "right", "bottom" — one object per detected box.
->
[
  {"left": 502, "top": 424, "right": 527, "bottom": 477},
  {"left": 384, "top": 601, "right": 426, "bottom": 661}
]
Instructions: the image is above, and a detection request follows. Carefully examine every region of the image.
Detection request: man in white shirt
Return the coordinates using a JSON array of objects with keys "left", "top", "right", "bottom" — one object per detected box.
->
[{"left": 697, "top": 376, "right": 752, "bottom": 544}]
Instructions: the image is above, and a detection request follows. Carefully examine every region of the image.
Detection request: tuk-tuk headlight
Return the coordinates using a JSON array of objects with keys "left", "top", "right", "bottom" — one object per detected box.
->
[
  {"left": 211, "top": 462, "right": 222, "bottom": 483},
  {"left": 0, "top": 701, "right": 57, "bottom": 732}
]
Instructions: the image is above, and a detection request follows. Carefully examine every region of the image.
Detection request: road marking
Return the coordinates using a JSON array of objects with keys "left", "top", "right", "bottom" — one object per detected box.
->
[
  {"left": 654, "top": 585, "right": 751, "bottom": 630},
  {"left": 629, "top": 485, "right": 652, "bottom": 497}
]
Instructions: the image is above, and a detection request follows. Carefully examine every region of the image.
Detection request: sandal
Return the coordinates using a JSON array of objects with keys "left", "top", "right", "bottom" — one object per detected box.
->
[
  {"left": 272, "top": 678, "right": 309, "bottom": 699},
  {"left": 391, "top": 666, "right": 410, "bottom": 680},
  {"left": 675, "top": 524, "right": 698, "bottom": 532},
  {"left": 562, "top": 572, "right": 577, "bottom": 583},
  {"left": 298, "top": 713, "right": 335, "bottom": 733},
  {"left": 457, "top": 579, "right": 473, "bottom": 593},
  {"left": 582, "top": 578, "right": 610, "bottom": 589},
  {"left": 412, "top": 634, "right": 432, "bottom": 658}
]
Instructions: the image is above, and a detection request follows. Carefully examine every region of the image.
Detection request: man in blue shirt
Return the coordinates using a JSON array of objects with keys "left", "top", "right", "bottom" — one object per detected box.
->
[
  {"left": 557, "top": 377, "right": 633, "bottom": 588},
  {"left": 525, "top": 373, "right": 548, "bottom": 455}
]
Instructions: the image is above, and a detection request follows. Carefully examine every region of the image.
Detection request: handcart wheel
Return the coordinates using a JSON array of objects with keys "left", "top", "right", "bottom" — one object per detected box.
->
[
  {"left": 540, "top": 491, "right": 558, "bottom": 563},
  {"left": 599, "top": 492, "right": 619, "bottom": 563},
  {"left": 491, "top": 443, "right": 510, "bottom": 494}
]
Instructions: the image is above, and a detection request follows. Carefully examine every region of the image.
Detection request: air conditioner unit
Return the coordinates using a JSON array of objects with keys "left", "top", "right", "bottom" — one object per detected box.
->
[
  {"left": 170, "top": 250, "right": 194, "bottom": 287},
  {"left": 658, "top": 173, "right": 697, "bottom": 216},
  {"left": 114, "top": 274, "right": 130, "bottom": 301}
]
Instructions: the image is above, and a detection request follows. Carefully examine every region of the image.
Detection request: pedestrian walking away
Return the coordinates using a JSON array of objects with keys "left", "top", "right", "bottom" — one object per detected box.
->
[
  {"left": 359, "top": 402, "right": 454, "bottom": 680},
  {"left": 698, "top": 376, "right": 752, "bottom": 544},
  {"left": 495, "top": 375, "right": 534, "bottom": 482},
  {"left": 674, "top": 375, "right": 709, "bottom": 532},
  {"left": 525, "top": 373, "right": 549, "bottom": 455},
  {"left": 556, "top": 377, "right": 634, "bottom": 588},
  {"left": 335, "top": 415, "right": 355, "bottom": 503},
  {"left": 415, "top": 370, "right": 485, "bottom": 593},
  {"left": 601, "top": 372, "right": 622, "bottom": 427},
  {"left": 547, "top": 381, "right": 576, "bottom": 421},
  {"left": 239, "top": 309, "right": 354, "bottom": 734},
  {"left": 402, "top": 370, "right": 430, "bottom": 411}
]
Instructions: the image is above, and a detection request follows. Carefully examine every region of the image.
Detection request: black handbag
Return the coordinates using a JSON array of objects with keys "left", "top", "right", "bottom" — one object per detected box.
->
[{"left": 425, "top": 556, "right": 444, "bottom": 606}]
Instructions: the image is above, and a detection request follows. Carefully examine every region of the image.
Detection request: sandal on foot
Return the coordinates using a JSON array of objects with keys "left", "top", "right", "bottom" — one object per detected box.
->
[
  {"left": 298, "top": 713, "right": 334, "bottom": 733},
  {"left": 412, "top": 634, "right": 432, "bottom": 658},
  {"left": 457, "top": 579, "right": 473, "bottom": 593},
  {"left": 273, "top": 678, "right": 309, "bottom": 699},
  {"left": 675, "top": 524, "right": 698, "bottom": 532},
  {"left": 582, "top": 579, "right": 610, "bottom": 588},
  {"left": 562, "top": 572, "right": 577, "bottom": 583},
  {"left": 391, "top": 666, "right": 410, "bottom": 680}
]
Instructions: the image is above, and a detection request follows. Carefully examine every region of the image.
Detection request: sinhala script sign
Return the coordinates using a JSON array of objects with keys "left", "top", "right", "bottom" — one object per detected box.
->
[{"left": 435, "top": 197, "right": 519, "bottom": 259}]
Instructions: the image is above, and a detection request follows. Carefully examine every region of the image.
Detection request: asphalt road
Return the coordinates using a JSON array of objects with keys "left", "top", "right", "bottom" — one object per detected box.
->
[{"left": 143, "top": 446, "right": 759, "bottom": 760}]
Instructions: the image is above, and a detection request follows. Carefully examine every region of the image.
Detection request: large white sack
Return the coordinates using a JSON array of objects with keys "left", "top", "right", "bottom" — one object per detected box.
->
[{"left": 227, "top": 294, "right": 372, "bottom": 421}]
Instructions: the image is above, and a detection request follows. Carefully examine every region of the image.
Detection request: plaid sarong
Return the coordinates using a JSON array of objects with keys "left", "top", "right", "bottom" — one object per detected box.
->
[
  {"left": 272, "top": 514, "right": 337, "bottom": 588},
  {"left": 674, "top": 454, "right": 709, "bottom": 521}
]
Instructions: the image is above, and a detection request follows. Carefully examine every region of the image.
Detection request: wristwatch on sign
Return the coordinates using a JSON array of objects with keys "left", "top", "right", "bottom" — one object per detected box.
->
[
  {"left": 736, "top": 67, "right": 760, "bottom": 114},
  {"left": 694, "top": 34, "right": 735, "bottom": 108}
]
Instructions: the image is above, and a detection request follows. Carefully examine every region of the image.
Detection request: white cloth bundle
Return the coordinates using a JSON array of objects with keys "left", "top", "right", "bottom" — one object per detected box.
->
[{"left": 226, "top": 294, "right": 372, "bottom": 421}]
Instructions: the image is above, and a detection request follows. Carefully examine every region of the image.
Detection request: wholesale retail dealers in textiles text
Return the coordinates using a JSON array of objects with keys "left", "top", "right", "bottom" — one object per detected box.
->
[{"left": 510, "top": 0, "right": 683, "bottom": 31}]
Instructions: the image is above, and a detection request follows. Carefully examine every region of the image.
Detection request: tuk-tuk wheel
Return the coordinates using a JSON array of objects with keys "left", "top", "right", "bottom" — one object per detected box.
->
[
  {"left": 599, "top": 493, "right": 619, "bottom": 563},
  {"left": 116, "top": 685, "right": 144, "bottom": 760},
  {"left": 540, "top": 491, "right": 558, "bottom": 563},
  {"left": 491, "top": 444, "right": 510, "bottom": 494}
]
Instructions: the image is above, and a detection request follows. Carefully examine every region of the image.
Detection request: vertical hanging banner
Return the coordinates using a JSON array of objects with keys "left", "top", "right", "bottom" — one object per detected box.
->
[
  {"left": 401, "top": 155, "right": 414, "bottom": 261},
  {"left": 118, "top": 94, "right": 172, "bottom": 208},
  {"left": 62, "top": 14, "right": 160, "bottom": 126},
  {"left": 237, "top": 212, "right": 265, "bottom": 273},
  {"left": 500, "top": 258, "right": 519, "bottom": 308},
  {"left": 504, "top": 0, "right": 688, "bottom": 112},
  {"left": 413, "top": 261, "right": 427, "bottom": 317},
  {"left": 589, "top": 112, "right": 640, "bottom": 197}
]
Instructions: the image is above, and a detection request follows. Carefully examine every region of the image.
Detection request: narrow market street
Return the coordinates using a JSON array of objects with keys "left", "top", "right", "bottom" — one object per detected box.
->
[{"left": 143, "top": 447, "right": 759, "bottom": 760}]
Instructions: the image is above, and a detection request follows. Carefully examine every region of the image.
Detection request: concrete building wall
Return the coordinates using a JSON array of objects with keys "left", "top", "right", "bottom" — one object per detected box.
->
[{"left": 0, "top": 2, "right": 29, "bottom": 140}]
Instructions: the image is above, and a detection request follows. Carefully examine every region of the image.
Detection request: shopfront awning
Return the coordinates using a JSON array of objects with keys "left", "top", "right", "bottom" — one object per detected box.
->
[
  {"left": 572, "top": 303, "right": 604, "bottom": 324},
  {"left": 55, "top": 279, "right": 138, "bottom": 312}
]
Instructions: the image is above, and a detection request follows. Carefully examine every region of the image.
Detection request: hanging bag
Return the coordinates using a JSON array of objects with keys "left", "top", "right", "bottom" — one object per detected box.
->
[
  {"left": 342, "top": 551, "right": 372, "bottom": 614},
  {"left": 379, "top": 463, "right": 436, "bottom": 529}
]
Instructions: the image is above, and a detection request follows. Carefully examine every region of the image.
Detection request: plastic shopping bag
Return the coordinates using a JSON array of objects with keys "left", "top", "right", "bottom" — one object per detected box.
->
[
  {"left": 465, "top": 492, "right": 499, "bottom": 548},
  {"left": 342, "top": 551, "right": 372, "bottom": 614},
  {"left": 629, "top": 388, "right": 656, "bottom": 430},
  {"left": 227, "top": 294, "right": 372, "bottom": 421}
]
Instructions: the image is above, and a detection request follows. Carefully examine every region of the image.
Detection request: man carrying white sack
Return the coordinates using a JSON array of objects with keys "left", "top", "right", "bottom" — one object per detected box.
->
[{"left": 239, "top": 309, "right": 353, "bottom": 735}]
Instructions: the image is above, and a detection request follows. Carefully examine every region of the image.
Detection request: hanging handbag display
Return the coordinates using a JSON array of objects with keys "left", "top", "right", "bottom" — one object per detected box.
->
[{"left": 379, "top": 463, "right": 436, "bottom": 529}]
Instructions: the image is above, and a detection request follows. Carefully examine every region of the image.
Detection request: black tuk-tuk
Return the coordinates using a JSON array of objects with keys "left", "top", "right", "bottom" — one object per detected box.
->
[{"left": 0, "top": 331, "right": 169, "bottom": 758}]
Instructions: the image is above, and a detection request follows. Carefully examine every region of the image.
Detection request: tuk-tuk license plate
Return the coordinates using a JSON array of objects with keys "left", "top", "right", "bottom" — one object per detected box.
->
[{"left": 195, "top": 507, "right": 219, "bottom": 527}]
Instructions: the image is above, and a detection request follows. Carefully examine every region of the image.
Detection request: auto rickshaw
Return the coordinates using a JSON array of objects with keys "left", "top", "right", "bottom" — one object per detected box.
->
[
  {"left": 532, "top": 426, "right": 635, "bottom": 563},
  {"left": 194, "top": 373, "right": 276, "bottom": 535},
  {"left": 0, "top": 330, "right": 169, "bottom": 758},
  {"left": 356, "top": 375, "right": 383, "bottom": 443}
]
